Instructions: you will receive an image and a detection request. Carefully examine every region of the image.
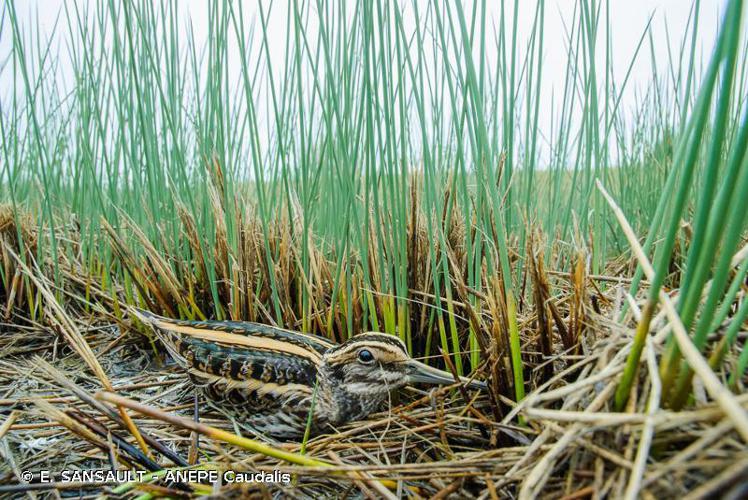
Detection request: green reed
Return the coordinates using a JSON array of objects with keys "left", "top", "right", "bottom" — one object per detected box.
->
[{"left": 2, "top": 0, "right": 747, "bottom": 411}]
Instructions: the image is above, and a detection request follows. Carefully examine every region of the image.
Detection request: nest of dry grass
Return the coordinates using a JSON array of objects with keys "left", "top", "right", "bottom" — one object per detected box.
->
[
  {"left": 0, "top": 290, "right": 745, "bottom": 498},
  {"left": 0, "top": 206, "right": 746, "bottom": 499}
]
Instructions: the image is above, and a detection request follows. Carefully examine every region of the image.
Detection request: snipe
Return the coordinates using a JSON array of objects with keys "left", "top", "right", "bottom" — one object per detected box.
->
[{"left": 133, "top": 309, "right": 485, "bottom": 439}]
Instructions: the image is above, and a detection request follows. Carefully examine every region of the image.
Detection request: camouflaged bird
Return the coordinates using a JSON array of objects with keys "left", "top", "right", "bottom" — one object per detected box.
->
[{"left": 133, "top": 309, "right": 485, "bottom": 439}]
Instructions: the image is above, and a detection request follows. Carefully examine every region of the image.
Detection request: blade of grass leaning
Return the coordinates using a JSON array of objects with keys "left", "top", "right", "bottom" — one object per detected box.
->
[
  {"left": 660, "top": 0, "right": 747, "bottom": 406},
  {"left": 96, "top": 391, "right": 402, "bottom": 490},
  {"left": 612, "top": 0, "right": 740, "bottom": 411},
  {"left": 4, "top": 244, "right": 152, "bottom": 459},
  {"left": 598, "top": 180, "right": 748, "bottom": 442}
]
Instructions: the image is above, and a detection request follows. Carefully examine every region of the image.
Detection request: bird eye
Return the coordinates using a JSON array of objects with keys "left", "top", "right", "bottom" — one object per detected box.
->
[{"left": 357, "top": 349, "right": 375, "bottom": 364}]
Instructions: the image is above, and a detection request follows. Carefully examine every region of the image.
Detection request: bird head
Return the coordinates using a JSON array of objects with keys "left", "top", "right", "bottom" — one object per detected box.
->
[{"left": 320, "top": 333, "right": 486, "bottom": 396}]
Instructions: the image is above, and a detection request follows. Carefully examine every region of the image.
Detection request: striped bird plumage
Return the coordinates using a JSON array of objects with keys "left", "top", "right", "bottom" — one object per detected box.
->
[{"left": 134, "top": 309, "right": 485, "bottom": 439}]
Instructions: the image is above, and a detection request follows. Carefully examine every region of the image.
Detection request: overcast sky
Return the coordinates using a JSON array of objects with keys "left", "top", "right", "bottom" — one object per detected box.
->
[
  {"left": 0, "top": 0, "right": 734, "bottom": 164},
  {"left": 3, "top": 1, "right": 728, "bottom": 85}
]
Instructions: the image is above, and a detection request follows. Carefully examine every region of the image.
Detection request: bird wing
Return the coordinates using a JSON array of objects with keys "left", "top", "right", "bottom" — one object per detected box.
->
[{"left": 132, "top": 308, "right": 323, "bottom": 389}]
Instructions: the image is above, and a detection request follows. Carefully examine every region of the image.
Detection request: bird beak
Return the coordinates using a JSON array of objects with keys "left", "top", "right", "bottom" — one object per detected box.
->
[{"left": 406, "top": 359, "right": 487, "bottom": 390}]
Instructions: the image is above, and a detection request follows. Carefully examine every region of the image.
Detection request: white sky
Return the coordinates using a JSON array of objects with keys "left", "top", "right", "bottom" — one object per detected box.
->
[
  {"left": 3, "top": 1, "right": 728, "bottom": 89},
  {"left": 0, "top": 0, "right": 733, "bottom": 166}
]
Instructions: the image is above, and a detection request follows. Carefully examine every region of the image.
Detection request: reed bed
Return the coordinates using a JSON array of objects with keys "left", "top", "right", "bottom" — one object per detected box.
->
[
  {"left": 1, "top": 0, "right": 748, "bottom": 497},
  {"left": 0, "top": 234, "right": 746, "bottom": 498}
]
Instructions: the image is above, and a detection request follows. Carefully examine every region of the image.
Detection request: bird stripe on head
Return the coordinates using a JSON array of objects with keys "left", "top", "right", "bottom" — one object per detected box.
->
[
  {"left": 326, "top": 339, "right": 408, "bottom": 365},
  {"left": 351, "top": 334, "right": 408, "bottom": 353},
  {"left": 151, "top": 319, "right": 323, "bottom": 362}
]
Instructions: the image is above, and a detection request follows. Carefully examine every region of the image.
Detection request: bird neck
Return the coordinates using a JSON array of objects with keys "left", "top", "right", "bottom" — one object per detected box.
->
[{"left": 316, "top": 365, "right": 389, "bottom": 426}]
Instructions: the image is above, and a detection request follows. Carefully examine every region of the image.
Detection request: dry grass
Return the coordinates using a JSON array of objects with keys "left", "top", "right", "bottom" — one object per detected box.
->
[{"left": 0, "top": 204, "right": 747, "bottom": 499}]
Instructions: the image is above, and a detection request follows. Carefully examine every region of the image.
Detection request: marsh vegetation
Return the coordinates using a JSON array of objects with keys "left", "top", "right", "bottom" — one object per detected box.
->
[{"left": 1, "top": 0, "right": 747, "bottom": 497}]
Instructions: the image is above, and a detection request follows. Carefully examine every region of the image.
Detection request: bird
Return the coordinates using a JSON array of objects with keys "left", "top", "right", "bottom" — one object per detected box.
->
[{"left": 132, "top": 308, "right": 486, "bottom": 439}]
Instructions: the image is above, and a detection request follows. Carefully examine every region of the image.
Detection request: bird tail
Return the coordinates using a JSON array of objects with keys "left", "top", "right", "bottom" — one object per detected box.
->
[{"left": 131, "top": 307, "right": 188, "bottom": 366}]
